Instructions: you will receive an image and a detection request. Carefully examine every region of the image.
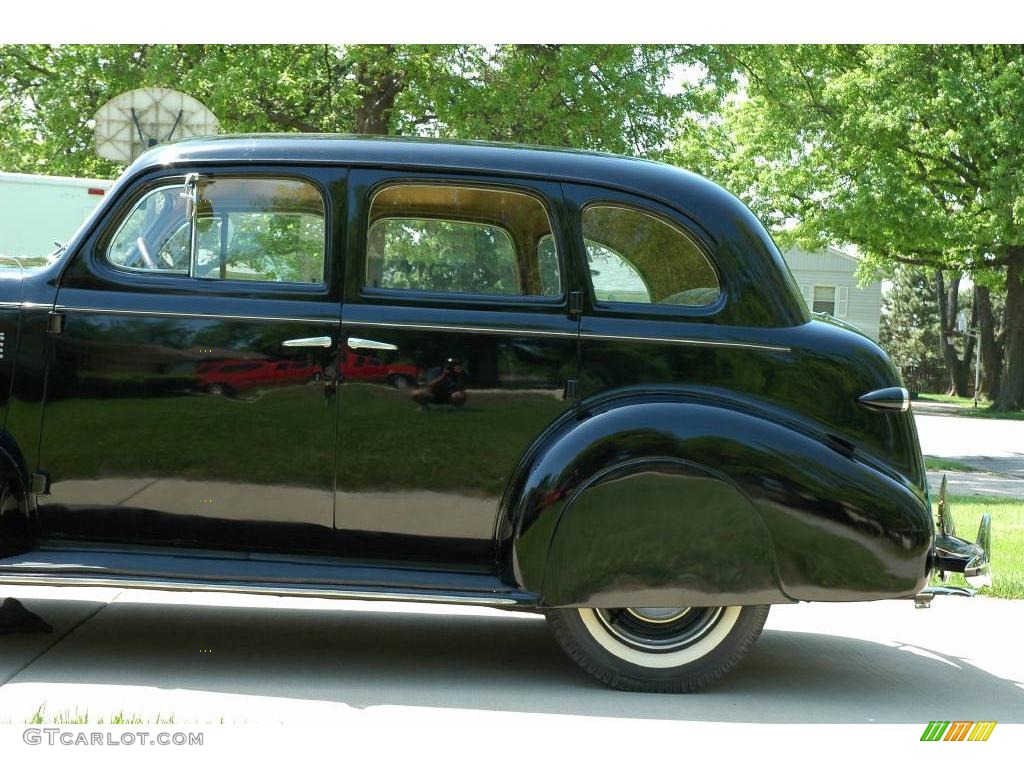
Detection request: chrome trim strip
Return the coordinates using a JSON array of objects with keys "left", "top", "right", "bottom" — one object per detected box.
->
[
  {"left": 0, "top": 573, "right": 525, "bottom": 606},
  {"left": 343, "top": 318, "right": 789, "bottom": 351},
  {"left": 0, "top": 301, "right": 54, "bottom": 310},
  {"left": 581, "top": 331, "right": 791, "bottom": 352},
  {"left": 54, "top": 305, "right": 339, "bottom": 325},
  {"left": 27, "top": 306, "right": 788, "bottom": 351},
  {"left": 343, "top": 318, "right": 578, "bottom": 339}
]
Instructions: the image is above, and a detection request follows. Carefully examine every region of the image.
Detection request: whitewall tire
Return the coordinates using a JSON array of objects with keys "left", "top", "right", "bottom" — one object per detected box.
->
[{"left": 546, "top": 604, "right": 769, "bottom": 692}]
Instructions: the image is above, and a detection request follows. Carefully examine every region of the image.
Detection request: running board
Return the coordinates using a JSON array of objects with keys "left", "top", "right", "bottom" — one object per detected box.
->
[{"left": 0, "top": 545, "right": 539, "bottom": 608}]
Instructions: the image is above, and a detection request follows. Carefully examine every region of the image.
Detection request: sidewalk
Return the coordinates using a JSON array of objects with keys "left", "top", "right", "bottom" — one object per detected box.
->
[
  {"left": 916, "top": 411, "right": 1024, "bottom": 499},
  {"left": 927, "top": 469, "right": 1024, "bottom": 499}
]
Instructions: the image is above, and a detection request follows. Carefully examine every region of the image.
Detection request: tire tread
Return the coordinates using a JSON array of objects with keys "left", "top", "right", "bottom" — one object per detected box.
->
[{"left": 546, "top": 604, "right": 769, "bottom": 693}]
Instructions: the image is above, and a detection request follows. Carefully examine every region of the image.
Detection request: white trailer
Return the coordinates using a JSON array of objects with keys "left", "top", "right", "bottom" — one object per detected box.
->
[{"left": 0, "top": 171, "right": 113, "bottom": 262}]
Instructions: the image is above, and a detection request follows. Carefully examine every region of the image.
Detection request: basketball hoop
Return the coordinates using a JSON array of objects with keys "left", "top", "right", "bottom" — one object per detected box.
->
[{"left": 93, "top": 87, "right": 219, "bottom": 164}]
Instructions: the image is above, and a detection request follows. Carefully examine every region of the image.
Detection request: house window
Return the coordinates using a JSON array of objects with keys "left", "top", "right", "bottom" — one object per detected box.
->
[{"left": 812, "top": 285, "right": 836, "bottom": 315}]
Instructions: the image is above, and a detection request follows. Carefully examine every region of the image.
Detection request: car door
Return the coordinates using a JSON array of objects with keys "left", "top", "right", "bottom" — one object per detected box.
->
[
  {"left": 336, "top": 170, "right": 580, "bottom": 567},
  {"left": 562, "top": 183, "right": 726, "bottom": 401},
  {"left": 37, "top": 167, "right": 345, "bottom": 554}
]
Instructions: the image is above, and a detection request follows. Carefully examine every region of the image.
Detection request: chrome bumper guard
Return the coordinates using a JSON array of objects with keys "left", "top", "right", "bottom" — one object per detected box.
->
[{"left": 915, "top": 475, "right": 993, "bottom": 608}]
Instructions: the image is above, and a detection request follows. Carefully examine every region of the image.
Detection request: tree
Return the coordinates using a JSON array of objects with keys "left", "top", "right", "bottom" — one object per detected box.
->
[
  {"left": 974, "top": 278, "right": 1007, "bottom": 399},
  {"left": 880, "top": 268, "right": 947, "bottom": 394},
  {"left": 0, "top": 44, "right": 726, "bottom": 179},
  {"left": 934, "top": 270, "right": 977, "bottom": 397},
  {"left": 673, "top": 45, "right": 1024, "bottom": 410}
]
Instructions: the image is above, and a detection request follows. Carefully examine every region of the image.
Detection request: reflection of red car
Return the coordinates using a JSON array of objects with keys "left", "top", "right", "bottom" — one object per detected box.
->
[
  {"left": 197, "top": 360, "right": 270, "bottom": 395},
  {"left": 267, "top": 359, "right": 323, "bottom": 385},
  {"left": 339, "top": 350, "right": 418, "bottom": 388},
  {"left": 197, "top": 359, "right": 321, "bottom": 395}
]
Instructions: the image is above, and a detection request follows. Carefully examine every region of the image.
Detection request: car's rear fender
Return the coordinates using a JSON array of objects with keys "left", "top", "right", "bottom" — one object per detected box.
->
[{"left": 502, "top": 395, "right": 934, "bottom": 607}]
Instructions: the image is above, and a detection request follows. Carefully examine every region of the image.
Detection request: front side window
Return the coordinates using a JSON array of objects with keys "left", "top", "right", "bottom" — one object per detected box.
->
[
  {"left": 365, "top": 184, "right": 562, "bottom": 297},
  {"left": 581, "top": 204, "right": 720, "bottom": 308},
  {"left": 106, "top": 185, "right": 191, "bottom": 273},
  {"left": 105, "top": 177, "right": 326, "bottom": 284}
]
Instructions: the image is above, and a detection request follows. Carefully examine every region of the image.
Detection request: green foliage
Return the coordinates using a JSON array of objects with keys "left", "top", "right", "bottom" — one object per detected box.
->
[
  {"left": 370, "top": 218, "right": 521, "bottom": 295},
  {"left": 923, "top": 457, "right": 980, "bottom": 473},
  {"left": 201, "top": 212, "right": 325, "bottom": 284},
  {"left": 676, "top": 46, "right": 1023, "bottom": 264},
  {"left": 0, "top": 44, "right": 725, "bottom": 179},
  {"left": 928, "top": 495, "right": 1024, "bottom": 599},
  {"left": 879, "top": 268, "right": 946, "bottom": 393},
  {"left": 673, "top": 44, "right": 1024, "bottom": 409}
]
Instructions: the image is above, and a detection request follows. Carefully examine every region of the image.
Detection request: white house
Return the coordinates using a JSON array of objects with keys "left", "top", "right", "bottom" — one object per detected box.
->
[{"left": 782, "top": 246, "right": 882, "bottom": 340}]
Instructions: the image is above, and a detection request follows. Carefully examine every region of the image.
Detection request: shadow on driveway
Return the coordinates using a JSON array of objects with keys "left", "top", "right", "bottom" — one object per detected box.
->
[{"left": 1, "top": 596, "right": 1022, "bottom": 724}]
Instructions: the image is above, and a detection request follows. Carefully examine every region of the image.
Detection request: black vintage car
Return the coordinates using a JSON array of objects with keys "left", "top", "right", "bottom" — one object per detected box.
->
[{"left": 0, "top": 136, "right": 991, "bottom": 692}]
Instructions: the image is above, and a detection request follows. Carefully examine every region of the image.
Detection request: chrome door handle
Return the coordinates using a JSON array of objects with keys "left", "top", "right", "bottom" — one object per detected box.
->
[
  {"left": 282, "top": 336, "right": 333, "bottom": 348},
  {"left": 347, "top": 337, "right": 398, "bottom": 352}
]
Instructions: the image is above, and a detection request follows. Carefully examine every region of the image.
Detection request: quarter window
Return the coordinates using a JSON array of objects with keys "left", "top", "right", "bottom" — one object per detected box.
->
[
  {"left": 365, "top": 184, "right": 562, "bottom": 297},
  {"left": 105, "top": 177, "right": 326, "bottom": 284},
  {"left": 581, "top": 204, "right": 720, "bottom": 307}
]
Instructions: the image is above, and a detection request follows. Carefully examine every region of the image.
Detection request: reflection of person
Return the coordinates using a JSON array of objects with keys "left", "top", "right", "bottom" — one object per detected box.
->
[{"left": 412, "top": 358, "right": 467, "bottom": 409}]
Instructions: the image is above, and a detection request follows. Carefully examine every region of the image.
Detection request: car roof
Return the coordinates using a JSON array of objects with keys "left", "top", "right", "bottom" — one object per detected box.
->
[
  {"left": 118, "top": 134, "right": 807, "bottom": 328},
  {"left": 128, "top": 134, "right": 740, "bottom": 229}
]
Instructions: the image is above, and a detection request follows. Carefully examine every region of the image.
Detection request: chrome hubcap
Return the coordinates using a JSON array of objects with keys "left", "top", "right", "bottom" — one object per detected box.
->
[
  {"left": 595, "top": 606, "right": 725, "bottom": 652},
  {"left": 625, "top": 607, "right": 692, "bottom": 623}
]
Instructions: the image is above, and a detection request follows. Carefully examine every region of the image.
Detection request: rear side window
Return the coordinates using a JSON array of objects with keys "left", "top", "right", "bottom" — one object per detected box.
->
[
  {"left": 581, "top": 204, "right": 720, "bottom": 307},
  {"left": 365, "top": 184, "right": 562, "bottom": 297},
  {"left": 105, "top": 177, "right": 326, "bottom": 284}
]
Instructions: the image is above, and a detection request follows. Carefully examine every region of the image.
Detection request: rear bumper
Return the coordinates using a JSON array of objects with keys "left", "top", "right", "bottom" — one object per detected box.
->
[
  {"left": 929, "top": 475, "right": 993, "bottom": 589},
  {"left": 932, "top": 522, "right": 992, "bottom": 585}
]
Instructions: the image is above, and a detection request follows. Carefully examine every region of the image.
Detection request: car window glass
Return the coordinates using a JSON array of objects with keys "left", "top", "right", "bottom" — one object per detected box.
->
[
  {"left": 365, "top": 184, "right": 562, "bottom": 297},
  {"left": 106, "top": 178, "right": 326, "bottom": 284},
  {"left": 581, "top": 204, "right": 720, "bottom": 307},
  {"left": 536, "top": 234, "right": 567, "bottom": 298},
  {"left": 192, "top": 178, "right": 325, "bottom": 283},
  {"left": 584, "top": 240, "right": 651, "bottom": 303},
  {"left": 106, "top": 185, "right": 191, "bottom": 273}
]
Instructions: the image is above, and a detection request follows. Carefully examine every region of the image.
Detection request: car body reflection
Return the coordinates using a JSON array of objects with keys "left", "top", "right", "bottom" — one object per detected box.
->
[{"left": 196, "top": 358, "right": 322, "bottom": 397}]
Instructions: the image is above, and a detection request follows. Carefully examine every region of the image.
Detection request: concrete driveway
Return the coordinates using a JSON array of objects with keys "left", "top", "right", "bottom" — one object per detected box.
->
[
  {"left": 916, "top": 411, "right": 1024, "bottom": 498},
  {"left": 0, "top": 586, "right": 1021, "bottom": 725}
]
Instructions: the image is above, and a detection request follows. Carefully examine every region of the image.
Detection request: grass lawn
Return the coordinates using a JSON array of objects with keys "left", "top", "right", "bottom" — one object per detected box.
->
[
  {"left": 929, "top": 495, "right": 1024, "bottom": 599},
  {"left": 924, "top": 456, "right": 980, "bottom": 473},
  {"left": 916, "top": 392, "right": 1024, "bottom": 421},
  {"left": 22, "top": 705, "right": 179, "bottom": 725}
]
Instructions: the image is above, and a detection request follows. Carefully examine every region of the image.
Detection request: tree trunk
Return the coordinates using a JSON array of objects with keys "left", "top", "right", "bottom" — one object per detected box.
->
[
  {"left": 975, "top": 284, "right": 1002, "bottom": 400},
  {"left": 995, "top": 246, "right": 1024, "bottom": 411},
  {"left": 352, "top": 46, "right": 402, "bottom": 135},
  {"left": 935, "top": 270, "right": 971, "bottom": 396}
]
